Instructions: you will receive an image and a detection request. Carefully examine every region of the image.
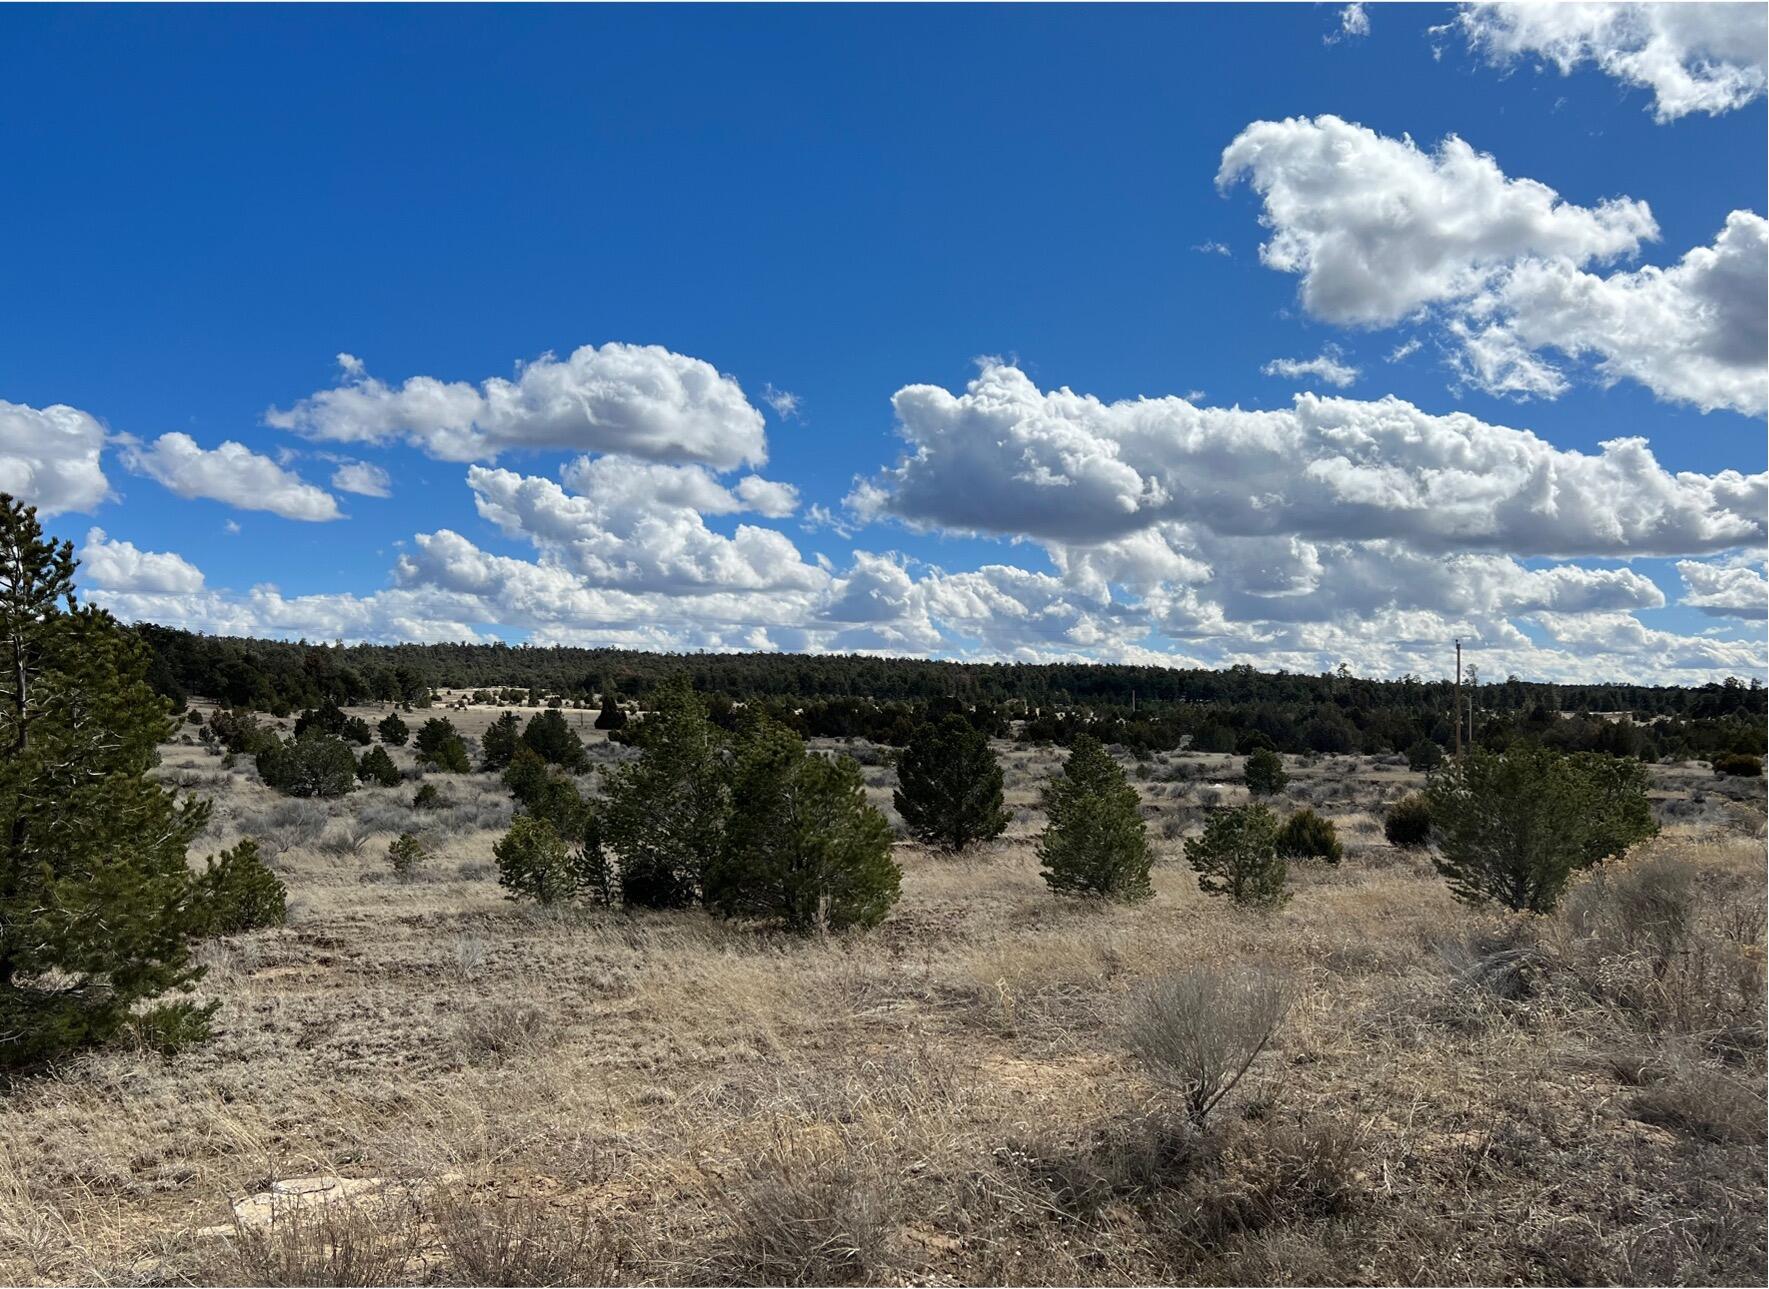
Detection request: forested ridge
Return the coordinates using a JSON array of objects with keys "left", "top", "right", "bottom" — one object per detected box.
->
[{"left": 132, "top": 623, "right": 1765, "bottom": 762}]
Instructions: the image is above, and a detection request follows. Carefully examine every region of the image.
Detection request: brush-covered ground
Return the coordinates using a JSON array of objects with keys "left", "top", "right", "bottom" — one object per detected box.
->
[{"left": 3, "top": 698, "right": 1764, "bottom": 1286}]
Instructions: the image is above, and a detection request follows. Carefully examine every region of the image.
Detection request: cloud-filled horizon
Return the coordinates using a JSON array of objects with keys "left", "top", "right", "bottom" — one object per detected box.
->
[{"left": 3, "top": 2, "right": 1764, "bottom": 686}]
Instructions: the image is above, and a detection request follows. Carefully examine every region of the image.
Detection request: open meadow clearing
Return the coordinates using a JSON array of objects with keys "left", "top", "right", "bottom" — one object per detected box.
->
[{"left": 3, "top": 701, "right": 1763, "bottom": 1286}]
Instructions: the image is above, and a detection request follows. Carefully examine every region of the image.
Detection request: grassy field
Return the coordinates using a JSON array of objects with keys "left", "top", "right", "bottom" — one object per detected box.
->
[{"left": 2, "top": 700, "right": 1764, "bottom": 1286}]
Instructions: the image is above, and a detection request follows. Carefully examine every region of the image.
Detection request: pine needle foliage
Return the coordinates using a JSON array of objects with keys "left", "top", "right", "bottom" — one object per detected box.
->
[
  {"left": 1, "top": 494, "right": 215, "bottom": 1070},
  {"left": 1036, "top": 735, "right": 1152, "bottom": 902},
  {"left": 892, "top": 714, "right": 1009, "bottom": 851},
  {"left": 1184, "top": 804, "right": 1288, "bottom": 908},
  {"left": 706, "top": 717, "right": 899, "bottom": 933}
]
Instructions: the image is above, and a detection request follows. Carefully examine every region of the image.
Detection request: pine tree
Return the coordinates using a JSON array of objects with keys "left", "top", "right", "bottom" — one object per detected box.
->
[
  {"left": 1405, "top": 738, "right": 1444, "bottom": 772},
  {"left": 191, "top": 839, "right": 286, "bottom": 935},
  {"left": 1, "top": 494, "right": 214, "bottom": 1069},
  {"left": 1185, "top": 804, "right": 1287, "bottom": 907},
  {"left": 1426, "top": 746, "right": 1656, "bottom": 912},
  {"left": 893, "top": 714, "right": 1009, "bottom": 851},
  {"left": 377, "top": 712, "right": 409, "bottom": 746},
  {"left": 494, "top": 815, "right": 601, "bottom": 905},
  {"left": 357, "top": 743, "right": 401, "bottom": 787},
  {"left": 594, "top": 693, "right": 627, "bottom": 731},
  {"left": 479, "top": 711, "right": 522, "bottom": 771},
  {"left": 1275, "top": 808, "right": 1342, "bottom": 864},
  {"left": 600, "top": 677, "right": 728, "bottom": 908},
  {"left": 706, "top": 718, "right": 900, "bottom": 933},
  {"left": 258, "top": 731, "right": 358, "bottom": 798},
  {"left": 1036, "top": 735, "right": 1152, "bottom": 902},
  {"left": 1243, "top": 748, "right": 1287, "bottom": 797},
  {"left": 522, "top": 708, "right": 588, "bottom": 771},
  {"left": 414, "top": 717, "right": 469, "bottom": 773},
  {"left": 502, "top": 744, "right": 551, "bottom": 804}
]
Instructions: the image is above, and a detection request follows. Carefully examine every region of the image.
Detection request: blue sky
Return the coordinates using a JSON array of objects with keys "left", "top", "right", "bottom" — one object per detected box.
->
[{"left": 2, "top": 2, "right": 1764, "bottom": 683}]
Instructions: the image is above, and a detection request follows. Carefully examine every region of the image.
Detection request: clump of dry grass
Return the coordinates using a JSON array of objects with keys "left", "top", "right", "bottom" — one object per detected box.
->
[
  {"left": 427, "top": 1189, "right": 626, "bottom": 1285},
  {"left": 193, "top": 1191, "right": 427, "bottom": 1287},
  {"left": 452, "top": 1004, "right": 552, "bottom": 1066},
  {"left": 699, "top": 1126, "right": 905, "bottom": 1286}
]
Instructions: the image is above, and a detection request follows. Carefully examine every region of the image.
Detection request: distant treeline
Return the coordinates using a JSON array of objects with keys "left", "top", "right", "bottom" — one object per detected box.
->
[{"left": 131, "top": 624, "right": 1766, "bottom": 762}]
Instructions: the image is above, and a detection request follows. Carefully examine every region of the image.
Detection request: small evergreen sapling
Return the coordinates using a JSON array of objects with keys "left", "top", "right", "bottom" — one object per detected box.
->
[
  {"left": 479, "top": 711, "right": 523, "bottom": 772},
  {"left": 1276, "top": 808, "right": 1342, "bottom": 864},
  {"left": 387, "top": 832, "right": 430, "bottom": 882},
  {"left": 191, "top": 839, "right": 287, "bottom": 934},
  {"left": 494, "top": 815, "right": 594, "bottom": 905},
  {"left": 377, "top": 712, "right": 410, "bottom": 746},
  {"left": 1384, "top": 793, "right": 1432, "bottom": 848},
  {"left": 1243, "top": 748, "right": 1288, "bottom": 797},
  {"left": 1184, "top": 804, "right": 1287, "bottom": 908},
  {"left": 1036, "top": 735, "right": 1152, "bottom": 902},
  {"left": 357, "top": 744, "right": 401, "bottom": 787}
]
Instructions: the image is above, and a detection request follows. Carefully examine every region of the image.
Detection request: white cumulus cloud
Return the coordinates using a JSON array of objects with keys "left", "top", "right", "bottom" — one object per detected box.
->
[
  {"left": 0, "top": 399, "right": 111, "bottom": 516},
  {"left": 120, "top": 433, "right": 341, "bottom": 521},
  {"left": 469, "top": 457, "right": 823, "bottom": 594},
  {"left": 78, "top": 528, "right": 206, "bottom": 594},
  {"left": 267, "top": 343, "right": 768, "bottom": 470},
  {"left": 1219, "top": 114, "right": 1764, "bottom": 413},
  {"left": 1677, "top": 557, "right": 1769, "bottom": 618},
  {"left": 331, "top": 460, "right": 393, "bottom": 498},
  {"left": 1218, "top": 114, "right": 1655, "bottom": 326},
  {"left": 1457, "top": 1, "right": 1768, "bottom": 121},
  {"left": 1462, "top": 210, "right": 1768, "bottom": 414},
  {"left": 854, "top": 361, "right": 1764, "bottom": 555}
]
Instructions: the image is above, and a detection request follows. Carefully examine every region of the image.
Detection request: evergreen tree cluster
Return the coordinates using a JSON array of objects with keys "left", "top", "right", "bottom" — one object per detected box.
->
[
  {"left": 129, "top": 623, "right": 1764, "bottom": 764},
  {"left": 492, "top": 678, "right": 902, "bottom": 934}
]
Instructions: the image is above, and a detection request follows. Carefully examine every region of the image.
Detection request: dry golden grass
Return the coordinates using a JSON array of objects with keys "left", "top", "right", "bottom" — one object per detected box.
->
[{"left": 1, "top": 725, "right": 1763, "bottom": 1285}]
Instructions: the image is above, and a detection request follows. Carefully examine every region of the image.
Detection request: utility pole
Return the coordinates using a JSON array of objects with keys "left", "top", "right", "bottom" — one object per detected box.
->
[{"left": 1453, "top": 639, "right": 1462, "bottom": 759}]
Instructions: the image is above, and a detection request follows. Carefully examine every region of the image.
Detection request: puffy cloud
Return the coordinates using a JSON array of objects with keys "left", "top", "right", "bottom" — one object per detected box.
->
[
  {"left": 330, "top": 460, "right": 393, "bottom": 498},
  {"left": 1462, "top": 211, "right": 1768, "bottom": 414},
  {"left": 855, "top": 361, "right": 1763, "bottom": 555},
  {"left": 1218, "top": 114, "right": 1655, "bottom": 326},
  {"left": 1677, "top": 558, "right": 1768, "bottom": 618},
  {"left": 0, "top": 399, "right": 110, "bottom": 516},
  {"left": 734, "top": 474, "right": 800, "bottom": 518},
  {"left": 1219, "top": 115, "right": 1764, "bottom": 414},
  {"left": 469, "top": 458, "right": 824, "bottom": 593},
  {"left": 267, "top": 343, "right": 767, "bottom": 469},
  {"left": 119, "top": 433, "right": 341, "bottom": 521},
  {"left": 1456, "top": 1, "right": 1768, "bottom": 121},
  {"left": 78, "top": 528, "right": 205, "bottom": 594},
  {"left": 1262, "top": 349, "right": 1360, "bottom": 387}
]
